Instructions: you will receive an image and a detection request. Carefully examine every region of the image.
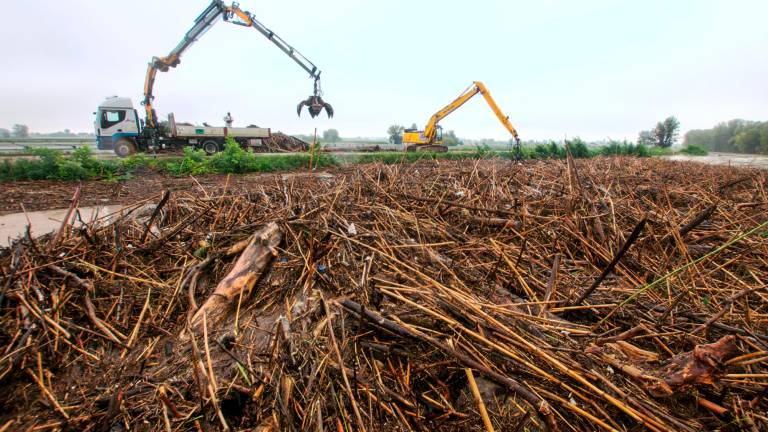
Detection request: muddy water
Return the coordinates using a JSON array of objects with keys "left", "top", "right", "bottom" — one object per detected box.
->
[
  {"left": 0, "top": 205, "right": 123, "bottom": 248},
  {"left": 665, "top": 152, "right": 768, "bottom": 169}
]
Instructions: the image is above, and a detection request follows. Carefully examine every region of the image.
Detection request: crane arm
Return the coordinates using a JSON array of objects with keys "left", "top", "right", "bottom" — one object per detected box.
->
[
  {"left": 143, "top": 1, "right": 227, "bottom": 128},
  {"left": 142, "top": 0, "right": 326, "bottom": 128},
  {"left": 422, "top": 81, "right": 519, "bottom": 145},
  {"left": 226, "top": 6, "right": 321, "bottom": 82}
]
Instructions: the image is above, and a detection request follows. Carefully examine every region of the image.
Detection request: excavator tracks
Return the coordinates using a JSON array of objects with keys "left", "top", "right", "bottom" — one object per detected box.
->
[{"left": 405, "top": 145, "right": 448, "bottom": 153}]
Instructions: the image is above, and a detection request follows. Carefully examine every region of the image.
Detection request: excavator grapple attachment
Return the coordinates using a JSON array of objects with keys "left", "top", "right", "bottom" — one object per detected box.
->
[{"left": 297, "top": 95, "right": 334, "bottom": 118}]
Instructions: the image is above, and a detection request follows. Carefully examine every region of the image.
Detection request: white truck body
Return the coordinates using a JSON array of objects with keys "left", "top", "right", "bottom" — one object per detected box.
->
[{"left": 95, "top": 96, "right": 270, "bottom": 156}]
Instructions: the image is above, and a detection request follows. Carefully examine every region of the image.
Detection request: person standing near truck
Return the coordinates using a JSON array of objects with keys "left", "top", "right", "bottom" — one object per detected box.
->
[{"left": 224, "top": 112, "right": 233, "bottom": 127}]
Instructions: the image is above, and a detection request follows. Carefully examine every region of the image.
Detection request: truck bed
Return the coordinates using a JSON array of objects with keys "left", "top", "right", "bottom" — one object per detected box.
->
[{"left": 173, "top": 124, "right": 270, "bottom": 138}]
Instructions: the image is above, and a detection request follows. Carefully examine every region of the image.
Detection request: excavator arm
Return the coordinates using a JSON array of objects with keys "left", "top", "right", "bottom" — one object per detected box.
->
[
  {"left": 142, "top": 0, "right": 331, "bottom": 129},
  {"left": 423, "top": 81, "right": 519, "bottom": 145}
]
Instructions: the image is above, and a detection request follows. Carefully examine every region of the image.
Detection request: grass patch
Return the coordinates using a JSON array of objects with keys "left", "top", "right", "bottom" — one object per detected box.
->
[
  {"left": 679, "top": 144, "right": 709, "bottom": 156},
  {"left": 647, "top": 147, "right": 674, "bottom": 157},
  {"left": 1, "top": 137, "right": 662, "bottom": 183}
]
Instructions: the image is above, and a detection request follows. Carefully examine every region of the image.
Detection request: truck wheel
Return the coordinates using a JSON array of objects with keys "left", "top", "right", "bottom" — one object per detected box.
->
[
  {"left": 202, "top": 140, "right": 220, "bottom": 155},
  {"left": 114, "top": 138, "right": 137, "bottom": 158}
]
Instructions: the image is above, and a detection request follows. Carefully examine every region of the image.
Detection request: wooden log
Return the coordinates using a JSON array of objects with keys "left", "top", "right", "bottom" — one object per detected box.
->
[
  {"left": 678, "top": 203, "right": 717, "bottom": 238},
  {"left": 188, "top": 223, "right": 282, "bottom": 330},
  {"left": 571, "top": 216, "right": 647, "bottom": 306}
]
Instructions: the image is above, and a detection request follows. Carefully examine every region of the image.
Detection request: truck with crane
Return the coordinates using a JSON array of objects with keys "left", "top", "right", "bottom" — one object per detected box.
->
[
  {"left": 403, "top": 81, "right": 520, "bottom": 156},
  {"left": 95, "top": 0, "right": 332, "bottom": 157}
]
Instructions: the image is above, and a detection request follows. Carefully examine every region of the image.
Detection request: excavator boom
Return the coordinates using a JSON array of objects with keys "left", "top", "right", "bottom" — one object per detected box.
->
[
  {"left": 404, "top": 81, "right": 520, "bottom": 156},
  {"left": 475, "top": 82, "right": 519, "bottom": 143},
  {"left": 142, "top": 0, "right": 331, "bottom": 128}
]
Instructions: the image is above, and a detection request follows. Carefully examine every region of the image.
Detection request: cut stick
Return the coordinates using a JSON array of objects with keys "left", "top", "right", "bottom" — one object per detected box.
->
[
  {"left": 465, "top": 368, "right": 496, "bottom": 432},
  {"left": 698, "top": 397, "right": 728, "bottom": 416},
  {"left": 543, "top": 254, "right": 560, "bottom": 311},
  {"left": 322, "top": 295, "right": 367, "bottom": 432},
  {"left": 140, "top": 190, "right": 171, "bottom": 243},
  {"left": 48, "top": 186, "right": 80, "bottom": 253},
  {"left": 26, "top": 368, "right": 69, "bottom": 419},
  {"left": 572, "top": 216, "right": 647, "bottom": 306}
]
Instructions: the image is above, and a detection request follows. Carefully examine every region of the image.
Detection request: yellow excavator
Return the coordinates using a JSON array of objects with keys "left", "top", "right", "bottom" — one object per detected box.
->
[{"left": 402, "top": 81, "right": 520, "bottom": 156}]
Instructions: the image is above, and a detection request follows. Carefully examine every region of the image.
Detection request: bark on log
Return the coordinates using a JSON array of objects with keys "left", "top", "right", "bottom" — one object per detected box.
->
[
  {"left": 587, "top": 335, "right": 740, "bottom": 398},
  {"left": 188, "top": 223, "right": 282, "bottom": 331},
  {"left": 661, "top": 335, "right": 739, "bottom": 388}
]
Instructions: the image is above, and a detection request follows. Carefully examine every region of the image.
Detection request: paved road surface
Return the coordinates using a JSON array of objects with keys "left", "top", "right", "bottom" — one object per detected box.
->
[{"left": 0, "top": 205, "right": 123, "bottom": 248}]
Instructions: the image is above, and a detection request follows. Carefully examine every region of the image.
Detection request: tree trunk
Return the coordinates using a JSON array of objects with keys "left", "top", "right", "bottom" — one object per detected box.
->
[{"left": 188, "top": 222, "right": 282, "bottom": 332}]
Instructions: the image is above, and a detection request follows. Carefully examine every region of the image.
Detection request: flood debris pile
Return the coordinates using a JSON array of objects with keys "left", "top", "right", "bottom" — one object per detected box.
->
[
  {"left": 0, "top": 157, "right": 767, "bottom": 431},
  {"left": 260, "top": 133, "right": 310, "bottom": 153}
]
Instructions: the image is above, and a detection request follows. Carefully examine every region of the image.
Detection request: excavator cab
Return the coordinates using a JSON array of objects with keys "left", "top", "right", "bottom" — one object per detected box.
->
[{"left": 403, "top": 126, "right": 445, "bottom": 152}]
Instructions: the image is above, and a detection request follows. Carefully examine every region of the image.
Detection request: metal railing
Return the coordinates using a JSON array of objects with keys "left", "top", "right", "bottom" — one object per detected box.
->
[{"left": 0, "top": 138, "right": 98, "bottom": 154}]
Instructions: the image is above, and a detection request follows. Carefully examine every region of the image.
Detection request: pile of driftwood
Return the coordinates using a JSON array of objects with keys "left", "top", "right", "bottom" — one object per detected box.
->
[
  {"left": 1, "top": 156, "right": 767, "bottom": 431},
  {"left": 260, "top": 133, "right": 310, "bottom": 152}
]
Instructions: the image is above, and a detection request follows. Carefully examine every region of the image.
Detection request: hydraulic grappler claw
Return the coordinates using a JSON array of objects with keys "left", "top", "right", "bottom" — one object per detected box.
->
[{"left": 297, "top": 77, "right": 334, "bottom": 118}]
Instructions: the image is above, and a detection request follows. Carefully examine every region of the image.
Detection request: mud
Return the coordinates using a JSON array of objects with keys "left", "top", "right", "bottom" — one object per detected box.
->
[{"left": 0, "top": 171, "right": 261, "bottom": 215}]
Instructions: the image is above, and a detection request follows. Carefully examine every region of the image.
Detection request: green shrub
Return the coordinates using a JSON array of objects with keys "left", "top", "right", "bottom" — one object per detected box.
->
[
  {"left": 599, "top": 140, "right": 640, "bottom": 157},
  {"left": 568, "top": 138, "right": 590, "bottom": 158},
  {"left": 2, "top": 138, "right": 673, "bottom": 184},
  {"left": 167, "top": 147, "right": 210, "bottom": 175},
  {"left": 679, "top": 144, "right": 709, "bottom": 156},
  {"left": 473, "top": 144, "right": 493, "bottom": 158},
  {"left": 207, "top": 138, "right": 255, "bottom": 173},
  {"left": 27, "top": 148, "right": 63, "bottom": 179},
  {"left": 515, "top": 146, "right": 534, "bottom": 160},
  {"left": 0, "top": 160, "right": 13, "bottom": 181},
  {"left": 120, "top": 154, "right": 154, "bottom": 170},
  {"left": 636, "top": 143, "right": 650, "bottom": 157},
  {"left": 0, "top": 146, "right": 128, "bottom": 181},
  {"left": 547, "top": 141, "right": 560, "bottom": 158},
  {"left": 56, "top": 160, "right": 88, "bottom": 180},
  {"left": 533, "top": 144, "right": 551, "bottom": 159}
]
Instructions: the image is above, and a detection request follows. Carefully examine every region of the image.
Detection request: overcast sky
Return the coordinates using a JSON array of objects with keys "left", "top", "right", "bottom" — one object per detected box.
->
[{"left": 2, "top": 0, "right": 767, "bottom": 141}]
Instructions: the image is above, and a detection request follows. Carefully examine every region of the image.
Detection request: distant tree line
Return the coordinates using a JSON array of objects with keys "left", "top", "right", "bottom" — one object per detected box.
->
[
  {"left": 322, "top": 129, "right": 340, "bottom": 143},
  {"left": 0, "top": 124, "right": 29, "bottom": 138},
  {"left": 0, "top": 124, "right": 93, "bottom": 139},
  {"left": 684, "top": 120, "right": 768, "bottom": 155}
]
